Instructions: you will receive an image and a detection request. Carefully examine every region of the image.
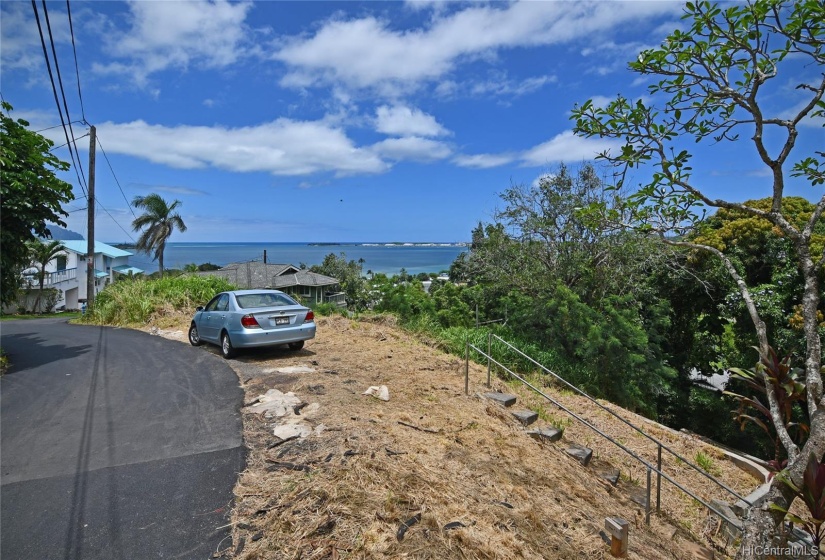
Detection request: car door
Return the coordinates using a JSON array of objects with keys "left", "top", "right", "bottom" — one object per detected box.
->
[{"left": 199, "top": 294, "right": 226, "bottom": 342}]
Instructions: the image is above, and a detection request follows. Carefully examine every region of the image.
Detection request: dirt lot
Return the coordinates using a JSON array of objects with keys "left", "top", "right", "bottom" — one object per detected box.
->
[{"left": 149, "top": 314, "right": 762, "bottom": 559}]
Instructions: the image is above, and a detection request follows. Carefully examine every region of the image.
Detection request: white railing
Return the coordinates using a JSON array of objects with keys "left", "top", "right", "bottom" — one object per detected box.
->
[{"left": 23, "top": 267, "right": 78, "bottom": 287}]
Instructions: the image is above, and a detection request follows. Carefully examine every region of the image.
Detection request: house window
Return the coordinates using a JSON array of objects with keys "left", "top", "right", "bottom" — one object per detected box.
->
[{"left": 56, "top": 255, "right": 67, "bottom": 271}]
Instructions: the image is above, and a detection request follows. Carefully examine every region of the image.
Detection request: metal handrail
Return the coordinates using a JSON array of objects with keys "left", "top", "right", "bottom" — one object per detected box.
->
[
  {"left": 465, "top": 338, "right": 750, "bottom": 527},
  {"left": 489, "top": 333, "right": 748, "bottom": 504}
]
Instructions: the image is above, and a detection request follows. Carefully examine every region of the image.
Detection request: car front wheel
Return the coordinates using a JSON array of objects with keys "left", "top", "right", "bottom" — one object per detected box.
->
[
  {"left": 188, "top": 323, "right": 202, "bottom": 346},
  {"left": 288, "top": 340, "right": 305, "bottom": 351},
  {"left": 221, "top": 332, "right": 236, "bottom": 359}
]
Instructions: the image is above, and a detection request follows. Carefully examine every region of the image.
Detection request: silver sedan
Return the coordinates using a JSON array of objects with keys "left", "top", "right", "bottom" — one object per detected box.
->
[{"left": 188, "top": 290, "right": 316, "bottom": 359}]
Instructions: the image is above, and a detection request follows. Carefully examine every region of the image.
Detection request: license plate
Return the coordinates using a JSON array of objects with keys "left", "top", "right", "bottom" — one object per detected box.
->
[{"left": 274, "top": 316, "right": 289, "bottom": 325}]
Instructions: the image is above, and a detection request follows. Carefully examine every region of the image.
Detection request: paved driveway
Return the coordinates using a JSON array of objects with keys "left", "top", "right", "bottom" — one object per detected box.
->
[{"left": 1, "top": 318, "right": 245, "bottom": 559}]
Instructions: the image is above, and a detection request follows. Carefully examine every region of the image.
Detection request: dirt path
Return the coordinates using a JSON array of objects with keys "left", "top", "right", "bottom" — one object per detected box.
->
[{"left": 150, "top": 314, "right": 758, "bottom": 559}]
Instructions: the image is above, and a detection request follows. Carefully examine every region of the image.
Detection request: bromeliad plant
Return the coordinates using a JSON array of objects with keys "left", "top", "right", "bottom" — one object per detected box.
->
[
  {"left": 724, "top": 346, "right": 809, "bottom": 464},
  {"left": 772, "top": 453, "right": 825, "bottom": 550}
]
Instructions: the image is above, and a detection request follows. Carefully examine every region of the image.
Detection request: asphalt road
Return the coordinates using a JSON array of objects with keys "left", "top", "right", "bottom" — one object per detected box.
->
[{"left": 1, "top": 318, "right": 245, "bottom": 560}]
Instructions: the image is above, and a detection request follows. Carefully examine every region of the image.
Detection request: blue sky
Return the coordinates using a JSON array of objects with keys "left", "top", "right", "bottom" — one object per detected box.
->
[{"left": 2, "top": 0, "right": 822, "bottom": 243}]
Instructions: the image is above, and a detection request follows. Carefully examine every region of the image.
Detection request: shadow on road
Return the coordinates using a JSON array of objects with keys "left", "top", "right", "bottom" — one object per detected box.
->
[{"left": 0, "top": 330, "right": 92, "bottom": 373}]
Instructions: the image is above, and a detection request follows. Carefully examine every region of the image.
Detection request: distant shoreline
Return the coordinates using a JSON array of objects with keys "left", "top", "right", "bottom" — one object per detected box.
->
[{"left": 113, "top": 241, "right": 469, "bottom": 249}]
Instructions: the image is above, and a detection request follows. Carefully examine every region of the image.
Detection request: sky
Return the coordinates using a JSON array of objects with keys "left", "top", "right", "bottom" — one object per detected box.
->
[{"left": 2, "top": 0, "right": 822, "bottom": 243}]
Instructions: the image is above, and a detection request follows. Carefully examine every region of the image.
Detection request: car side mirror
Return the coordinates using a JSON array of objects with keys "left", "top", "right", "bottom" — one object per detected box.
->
[{"left": 196, "top": 306, "right": 204, "bottom": 312}]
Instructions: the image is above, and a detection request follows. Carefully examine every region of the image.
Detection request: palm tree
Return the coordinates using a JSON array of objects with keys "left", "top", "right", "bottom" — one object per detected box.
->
[
  {"left": 29, "top": 239, "right": 64, "bottom": 313},
  {"left": 131, "top": 194, "right": 187, "bottom": 278}
]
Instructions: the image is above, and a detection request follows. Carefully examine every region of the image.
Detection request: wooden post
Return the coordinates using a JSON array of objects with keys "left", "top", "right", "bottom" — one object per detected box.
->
[
  {"left": 86, "top": 125, "right": 96, "bottom": 311},
  {"left": 605, "top": 517, "right": 628, "bottom": 557}
]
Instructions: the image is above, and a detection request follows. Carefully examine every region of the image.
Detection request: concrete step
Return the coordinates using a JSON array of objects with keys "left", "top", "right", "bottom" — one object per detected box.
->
[
  {"left": 484, "top": 392, "right": 517, "bottom": 407},
  {"left": 511, "top": 410, "right": 539, "bottom": 426},
  {"left": 564, "top": 444, "right": 593, "bottom": 467},
  {"left": 526, "top": 427, "right": 563, "bottom": 443}
]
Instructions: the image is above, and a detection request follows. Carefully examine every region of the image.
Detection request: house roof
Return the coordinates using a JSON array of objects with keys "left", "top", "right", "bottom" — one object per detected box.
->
[
  {"left": 198, "top": 262, "right": 339, "bottom": 290},
  {"left": 271, "top": 270, "right": 340, "bottom": 288},
  {"left": 60, "top": 240, "right": 133, "bottom": 258}
]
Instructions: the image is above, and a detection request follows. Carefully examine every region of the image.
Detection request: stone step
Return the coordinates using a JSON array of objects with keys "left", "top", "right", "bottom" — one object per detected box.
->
[
  {"left": 484, "top": 392, "right": 517, "bottom": 407},
  {"left": 564, "top": 444, "right": 593, "bottom": 467},
  {"left": 511, "top": 410, "right": 539, "bottom": 426},
  {"left": 526, "top": 427, "right": 563, "bottom": 443}
]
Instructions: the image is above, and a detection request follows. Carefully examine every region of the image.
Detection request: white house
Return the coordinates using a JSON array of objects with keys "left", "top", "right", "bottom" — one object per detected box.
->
[{"left": 16, "top": 240, "right": 144, "bottom": 312}]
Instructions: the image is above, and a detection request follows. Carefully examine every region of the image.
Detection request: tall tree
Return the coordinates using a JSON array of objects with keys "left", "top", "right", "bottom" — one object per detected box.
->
[
  {"left": 28, "top": 240, "right": 65, "bottom": 313},
  {"left": 131, "top": 194, "right": 187, "bottom": 278},
  {"left": 0, "top": 102, "right": 74, "bottom": 307},
  {"left": 571, "top": 1, "right": 824, "bottom": 555}
]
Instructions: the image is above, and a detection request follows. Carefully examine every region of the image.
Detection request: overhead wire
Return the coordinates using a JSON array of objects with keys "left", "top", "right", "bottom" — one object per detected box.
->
[
  {"left": 96, "top": 135, "right": 138, "bottom": 220},
  {"left": 96, "top": 199, "right": 136, "bottom": 243},
  {"left": 50, "top": 132, "right": 89, "bottom": 151},
  {"left": 30, "top": 0, "right": 87, "bottom": 198},
  {"left": 35, "top": 120, "right": 84, "bottom": 133},
  {"left": 65, "top": 0, "right": 86, "bottom": 124},
  {"left": 40, "top": 0, "right": 88, "bottom": 191}
]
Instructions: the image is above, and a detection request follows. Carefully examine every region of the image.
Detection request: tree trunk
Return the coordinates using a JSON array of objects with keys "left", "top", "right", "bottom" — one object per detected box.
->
[{"left": 737, "top": 409, "right": 825, "bottom": 558}]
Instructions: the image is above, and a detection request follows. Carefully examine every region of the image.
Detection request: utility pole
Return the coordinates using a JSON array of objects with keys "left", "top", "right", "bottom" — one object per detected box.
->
[{"left": 86, "top": 125, "right": 96, "bottom": 310}]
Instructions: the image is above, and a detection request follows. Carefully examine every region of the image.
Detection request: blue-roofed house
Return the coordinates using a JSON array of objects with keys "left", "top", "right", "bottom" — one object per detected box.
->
[{"left": 15, "top": 239, "right": 144, "bottom": 312}]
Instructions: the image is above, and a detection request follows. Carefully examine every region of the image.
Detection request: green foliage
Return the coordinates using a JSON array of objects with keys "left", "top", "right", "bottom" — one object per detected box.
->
[
  {"left": 313, "top": 302, "right": 348, "bottom": 317},
  {"left": 27, "top": 239, "right": 66, "bottom": 313},
  {"left": 694, "top": 451, "right": 719, "bottom": 476},
  {"left": 131, "top": 194, "right": 187, "bottom": 279},
  {"left": 310, "top": 253, "right": 369, "bottom": 310},
  {"left": 772, "top": 453, "right": 825, "bottom": 548},
  {"left": 81, "top": 274, "right": 236, "bottom": 326},
  {"left": 0, "top": 102, "right": 74, "bottom": 307},
  {"left": 725, "top": 347, "right": 809, "bottom": 461}
]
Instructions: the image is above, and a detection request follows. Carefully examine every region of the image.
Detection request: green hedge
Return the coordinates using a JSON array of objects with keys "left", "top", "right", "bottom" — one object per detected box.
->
[{"left": 80, "top": 274, "right": 236, "bottom": 326}]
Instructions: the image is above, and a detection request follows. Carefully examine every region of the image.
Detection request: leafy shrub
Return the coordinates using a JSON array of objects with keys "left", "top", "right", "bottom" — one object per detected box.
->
[{"left": 81, "top": 274, "right": 236, "bottom": 326}]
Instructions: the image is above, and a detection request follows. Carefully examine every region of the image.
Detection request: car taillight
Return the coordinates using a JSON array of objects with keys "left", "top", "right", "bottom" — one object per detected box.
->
[
  {"left": 241, "top": 314, "right": 261, "bottom": 328},
  {"left": 305, "top": 311, "right": 314, "bottom": 323}
]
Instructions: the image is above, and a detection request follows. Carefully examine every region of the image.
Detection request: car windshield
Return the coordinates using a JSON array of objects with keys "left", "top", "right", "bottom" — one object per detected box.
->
[{"left": 235, "top": 293, "right": 298, "bottom": 309}]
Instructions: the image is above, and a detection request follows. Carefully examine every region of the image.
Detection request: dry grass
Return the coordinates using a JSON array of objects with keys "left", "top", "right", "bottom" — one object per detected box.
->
[{"left": 144, "top": 314, "right": 761, "bottom": 559}]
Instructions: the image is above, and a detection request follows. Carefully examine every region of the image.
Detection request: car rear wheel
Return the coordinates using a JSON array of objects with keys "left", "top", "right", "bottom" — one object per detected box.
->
[
  {"left": 188, "top": 323, "right": 202, "bottom": 346},
  {"left": 221, "top": 332, "right": 236, "bottom": 359},
  {"left": 288, "top": 340, "right": 305, "bottom": 351}
]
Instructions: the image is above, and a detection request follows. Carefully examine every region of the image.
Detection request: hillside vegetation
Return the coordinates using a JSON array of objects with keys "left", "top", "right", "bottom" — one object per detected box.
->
[{"left": 80, "top": 275, "right": 762, "bottom": 559}]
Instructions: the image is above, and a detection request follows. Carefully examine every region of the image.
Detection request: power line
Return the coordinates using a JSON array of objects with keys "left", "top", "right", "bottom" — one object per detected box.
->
[
  {"left": 65, "top": 0, "right": 86, "bottom": 124},
  {"left": 50, "top": 132, "right": 89, "bottom": 151},
  {"left": 95, "top": 199, "right": 136, "bottom": 243},
  {"left": 96, "top": 134, "right": 138, "bottom": 220},
  {"left": 30, "top": 0, "right": 87, "bottom": 198},
  {"left": 36, "top": 120, "right": 83, "bottom": 133},
  {"left": 40, "top": 0, "right": 88, "bottom": 191}
]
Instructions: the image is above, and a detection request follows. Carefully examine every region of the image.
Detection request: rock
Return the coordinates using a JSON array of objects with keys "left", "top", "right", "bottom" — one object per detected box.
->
[
  {"left": 709, "top": 499, "right": 743, "bottom": 542},
  {"left": 263, "top": 365, "right": 316, "bottom": 374},
  {"left": 527, "top": 428, "right": 563, "bottom": 443},
  {"left": 273, "top": 423, "right": 312, "bottom": 440},
  {"left": 732, "top": 482, "right": 771, "bottom": 518},
  {"left": 564, "top": 444, "right": 593, "bottom": 467},
  {"left": 363, "top": 385, "right": 390, "bottom": 401},
  {"left": 244, "top": 389, "right": 302, "bottom": 418},
  {"left": 484, "top": 392, "right": 517, "bottom": 407},
  {"left": 512, "top": 410, "right": 539, "bottom": 426}
]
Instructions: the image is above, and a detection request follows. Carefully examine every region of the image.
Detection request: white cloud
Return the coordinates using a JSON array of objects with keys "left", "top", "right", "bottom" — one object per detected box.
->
[
  {"left": 532, "top": 173, "right": 557, "bottom": 189},
  {"left": 375, "top": 105, "right": 449, "bottom": 137},
  {"left": 89, "top": 118, "right": 388, "bottom": 177},
  {"left": 371, "top": 137, "right": 452, "bottom": 162},
  {"left": 93, "top": 0, "right": 257, "bottom": 86},
  {"left": 453, "top": 153, "right": 515, "bottom": 169},
  {"left": 0, "top": 3, "right": 70, "bottom": 78},
  {"left": 272, "top": 2, "right": 680, "bottom": 94},
  {"left": 132, "top": 184, "right": 209, "bottom": 196},
  {"left": 520, "top": 130, "right": 620, "bottom": 166},
  {"left": 468, "top": 75, "right": 556, "bottom": 98}
]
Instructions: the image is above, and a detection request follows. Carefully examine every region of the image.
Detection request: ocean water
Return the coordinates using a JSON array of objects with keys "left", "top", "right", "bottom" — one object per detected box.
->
[{"left": 122, "top": 242, "right": 468, "bottom": 277}]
